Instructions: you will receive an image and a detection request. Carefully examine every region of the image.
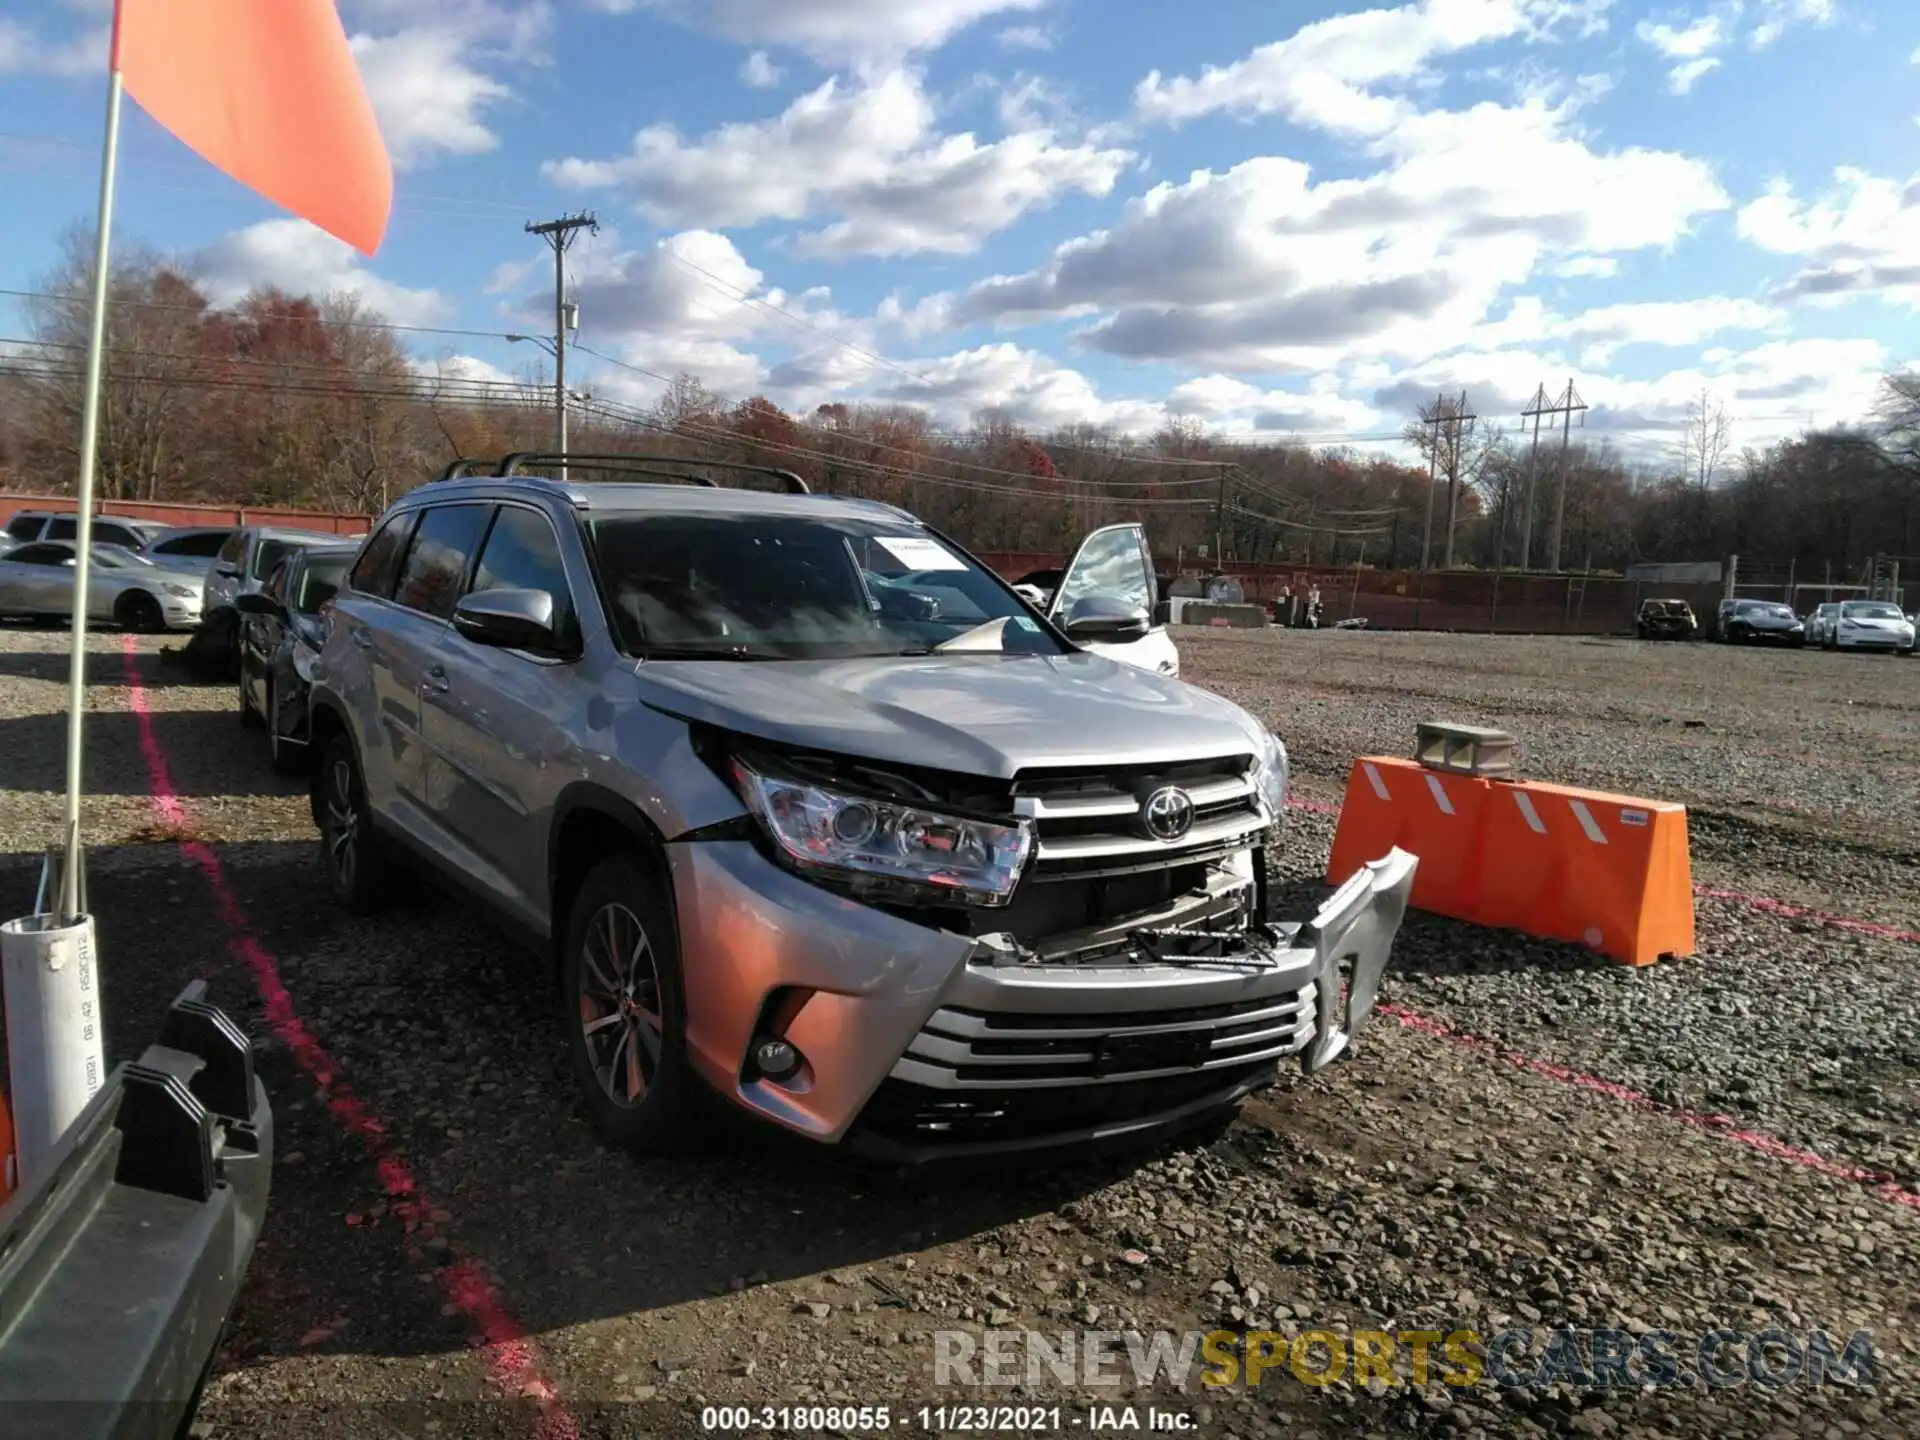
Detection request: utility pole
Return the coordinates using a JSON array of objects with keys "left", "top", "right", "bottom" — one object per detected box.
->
[
  {"left": 1418, "top": 393, "right": 1446, "bottom": 571},
  {"left": 525, "top": 211, "right": 598, "bottom": 482},
  {"left": 1214, "top": 467, "right": 1229, "bottom": 564},
  {"left": 1518, "top": 384, "right": 1550, "bottom": 570},
  {"left": 1545, "top": 377, "right": 1589, "bottom": 572},
  {"left": 1442, "top": 390, "right": 1476, "bottom": 569}
]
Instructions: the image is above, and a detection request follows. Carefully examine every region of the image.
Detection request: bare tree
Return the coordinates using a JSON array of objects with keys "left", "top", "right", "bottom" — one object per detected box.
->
[{"left": 1680, "top": 389, "right": 1731, "bottom": 493}]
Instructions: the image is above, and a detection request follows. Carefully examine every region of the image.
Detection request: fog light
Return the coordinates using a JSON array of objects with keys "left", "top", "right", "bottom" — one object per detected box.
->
[{"left": 753, "top": 1036, "right": 801, "bottom": 1080}]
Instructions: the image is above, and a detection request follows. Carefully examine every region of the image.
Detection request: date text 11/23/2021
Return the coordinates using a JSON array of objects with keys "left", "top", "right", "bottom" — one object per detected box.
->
[{"left": 700, "top": 1405, "right": 1197, "bottom": 1432}]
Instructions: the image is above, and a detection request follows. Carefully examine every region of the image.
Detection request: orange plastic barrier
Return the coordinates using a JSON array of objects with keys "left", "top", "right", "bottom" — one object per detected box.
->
[{"left": 1327, "top": 756, "right": 1694, "bottom": 967}]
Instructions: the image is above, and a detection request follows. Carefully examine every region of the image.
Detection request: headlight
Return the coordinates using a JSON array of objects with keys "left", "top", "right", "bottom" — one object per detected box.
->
[
  {"left": 731, "top": 759, "right": 1032, "bottom": 907},
  {"left": 163, "top": 584, "right": 197, "bottom": 599},
  {"left": 1255, "top": 729, "right": 1289, "bottom": 818}
]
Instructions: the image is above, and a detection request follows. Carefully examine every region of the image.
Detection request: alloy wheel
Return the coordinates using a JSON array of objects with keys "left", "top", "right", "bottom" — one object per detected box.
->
[
  {"left": 577, "top": 902, "right": 663, "bottom": 1109},
  {"left": 323, "top": 756, "right": 358, "bottom": 893}
]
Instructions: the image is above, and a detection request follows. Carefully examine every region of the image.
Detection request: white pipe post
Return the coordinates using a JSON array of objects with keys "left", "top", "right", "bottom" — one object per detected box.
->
[{"left": 4, "top": 53, "right": 123, "bottom": 1187}]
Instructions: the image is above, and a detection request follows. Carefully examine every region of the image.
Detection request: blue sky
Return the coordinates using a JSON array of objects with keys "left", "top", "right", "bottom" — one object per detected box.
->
[{"left": 2, "top": 0, "right": 1916, "bottom": 457}]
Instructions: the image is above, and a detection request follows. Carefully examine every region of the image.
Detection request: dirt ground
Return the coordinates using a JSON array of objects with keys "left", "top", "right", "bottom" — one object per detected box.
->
[{"left": 0, "top": 624, "right": 1915, "bottom": 1440}]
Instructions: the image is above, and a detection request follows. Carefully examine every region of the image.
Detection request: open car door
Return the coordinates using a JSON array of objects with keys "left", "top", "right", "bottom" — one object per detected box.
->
[{"left": 1047, "top": 522, "right": 1181, "bottom": 677}]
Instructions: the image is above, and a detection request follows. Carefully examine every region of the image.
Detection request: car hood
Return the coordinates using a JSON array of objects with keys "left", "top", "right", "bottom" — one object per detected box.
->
[{"left": 630, "top": 651, "right": 1266, "bottom": 778}]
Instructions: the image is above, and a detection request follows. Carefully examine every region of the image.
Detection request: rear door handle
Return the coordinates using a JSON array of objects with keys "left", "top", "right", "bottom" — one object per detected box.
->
[{"left": 425, "top": 664, "right": 450, "bottom": 693}]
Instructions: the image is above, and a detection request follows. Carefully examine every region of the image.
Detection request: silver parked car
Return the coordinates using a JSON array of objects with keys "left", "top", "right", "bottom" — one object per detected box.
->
[
  {"left": 0, "top": 540, "right": 205, "bottom": 631},
  {"left": 200, "top": 524, "right": 348, "bottom": 652},
  {"left": 1, "top": 509, "right": 168, "bottom": 559},
  {"left": 306, "top": 454, "right": 1415, "bottom": 1161}
]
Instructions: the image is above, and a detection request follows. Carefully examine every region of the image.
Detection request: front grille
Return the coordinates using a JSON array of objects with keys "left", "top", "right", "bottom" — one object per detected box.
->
[
  {"left": 1013, "top": 756, "right": 1267, "bottom": 883},
  {"left": 888, "top": 986, "right": 1316, "bottom": 1090}
]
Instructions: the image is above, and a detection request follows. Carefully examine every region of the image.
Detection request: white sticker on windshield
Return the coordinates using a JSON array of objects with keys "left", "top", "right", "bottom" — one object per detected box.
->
[{"left": 877, "top": 536, "right": 969, "bottom": 572}]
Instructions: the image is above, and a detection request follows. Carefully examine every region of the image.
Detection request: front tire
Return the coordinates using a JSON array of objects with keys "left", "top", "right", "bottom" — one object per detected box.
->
[
  {"left": 266, "top": 679, "right": 304, "bottom": 776},
  {"left": 116, "top": 590, "right": 165, "bottom": 634},
  {"left": 560, "top": 853, "right": 698, "bottom": 1155},
  {"left": 238, "top": 665, "right": 262, "bottom": 728},
  {"left": 317, "top": 735, "right": 388, "bottom": 916}
]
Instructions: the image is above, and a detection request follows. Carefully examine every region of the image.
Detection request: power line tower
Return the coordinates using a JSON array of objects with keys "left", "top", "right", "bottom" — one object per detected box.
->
[
  {"left": 525, "top": 211, "right": 599, "bottom": 481},
  {"left": 1540, "top": 377, "right": 1589, "bottom": 572},
  {"left": 1518, "top": 384, "right": 1551, "bottom": 571}
]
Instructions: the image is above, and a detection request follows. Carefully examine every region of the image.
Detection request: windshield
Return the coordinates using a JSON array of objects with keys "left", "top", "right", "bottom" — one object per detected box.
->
[
  {"left": 1739, "top": 601, "right": 1793, "bottom": 617},
  {"left": 294, "top": 555, "right": 351, "bottom": 614},
  {"left": 588, "top": 512, "right": 1065, "bottom": 660},
  {"left": 1842, "top": 601, "right": 1904, "bottom": 620}
]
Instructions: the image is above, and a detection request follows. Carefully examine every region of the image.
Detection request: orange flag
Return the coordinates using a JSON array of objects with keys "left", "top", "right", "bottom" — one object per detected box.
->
[{"left": 114, "top": 0, "right": 393, "bottom": 256}]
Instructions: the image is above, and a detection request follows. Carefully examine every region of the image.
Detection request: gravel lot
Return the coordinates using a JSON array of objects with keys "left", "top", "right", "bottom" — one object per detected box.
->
[{"left": 1, "top": 623, "right": 1915, "bottom": 1440}]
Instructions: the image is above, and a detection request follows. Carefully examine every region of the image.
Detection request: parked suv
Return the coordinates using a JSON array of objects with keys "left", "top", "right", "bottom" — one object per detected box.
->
[{"left": 306, "top": 454, "right": 1416, "bottom": 1161}]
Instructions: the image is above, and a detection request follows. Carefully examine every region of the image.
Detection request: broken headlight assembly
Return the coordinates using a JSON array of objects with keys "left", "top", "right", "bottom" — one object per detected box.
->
[
  {"left": 729, "top": 756, "right": 1033, "bottom": 907},
  {"left": 1254, "top": 728, "right": 1288, "bottom": 819}
]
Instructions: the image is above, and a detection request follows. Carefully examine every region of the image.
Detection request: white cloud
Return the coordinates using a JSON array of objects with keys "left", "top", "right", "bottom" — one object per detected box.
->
[
  {"left": 1635, "top": 12, "right": 1727, "bottom": 92},
  {"left": 739, "top": 49, "right": 783, "bottom": 87},
  {"left": 1133, "top": 0, "right": 1584, "bottom": 135},
  {"left": 0, "top": 17, "right": 107, "bottom": 75},
  {"left": 195, "top": 219, "right": 452, "bottom": 327},
  {"left": 1738, "top": 167, "right": 1920, "bottom": 308},
  {"left": 995, "top": 24, "right": 1054, "bottom": 51},
  {"left": 545, "top": 69, "right": 1133, "bottom": 259},
  {"left": 865, "top": 343, "right": 1169, "bottom": 433},
  {"left": 1165, "top": 374, "right": 1381, "bottom": 437},
  {"left": 1554, "top": 255, "right": 1619, "bottom": 278},
  {"left": 950, "top": 98, "right": 1726, "bottom": 372},
  {"left": 604, "top": 0, "right": 1047, "bottom": 62},
  {"left": 348, "top": 30, "right": 513, "bottom": 168},
  {"left": 1749, "top": 0, "right": 1835, "bottom": 49}
]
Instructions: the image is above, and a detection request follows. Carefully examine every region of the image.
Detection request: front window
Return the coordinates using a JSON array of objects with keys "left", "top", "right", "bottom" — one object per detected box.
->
[
  {"left": 588, "top": 512, "right": 1064, "bottom": 660},
  {"left": 1842, "top": 601, "right": 1905, "bottom": 621},
  {"left": 293, "top": 556, "right": 351, "bottom": 614}
]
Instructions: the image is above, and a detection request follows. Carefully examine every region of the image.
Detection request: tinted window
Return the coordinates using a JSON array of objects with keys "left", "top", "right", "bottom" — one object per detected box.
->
[
  {"left": 154, "top": 531, "right": 231, "bottom": 559},
  {"left": 294, "top": 555, "right": 351, "bottom": 614},
  {"left": 10, "top": 543, "right": 75, "bottom": 566},
  {"left": 349, "top": 515, "right": 413, "bottom": 597},
  {"left": 6, "top": 515, "right": 43, "bottom": 540},
  {"left": 45, "top": 517, "right": 77, "bottom": 541},
  {"left": 216, "top": 530, "right": 246, "bottom": 565},
  {"left": 1056, "top": 526, "right": 1152, "bottom": 620},
  {"left": 262, "top": 561, "right": 290, "bottom": 605},
  {"left": 470, "top": 507, "right": 575, "bottom": 632},
  {"left": 96, "top": 522, "right": 143, "bottom": 548},
  {"left": 393, "top": 505, "right": 489, "bottom": 620}
]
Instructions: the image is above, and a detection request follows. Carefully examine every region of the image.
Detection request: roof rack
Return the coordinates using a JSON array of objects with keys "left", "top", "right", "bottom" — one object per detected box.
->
[
  {"left": 436, "top": 458, "right": 491, "bottom": 481},
  {"left": 496, "top": 452, "right": 811, "bottom": 495}
]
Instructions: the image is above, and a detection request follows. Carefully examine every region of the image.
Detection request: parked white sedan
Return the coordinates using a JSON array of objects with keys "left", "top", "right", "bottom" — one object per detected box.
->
[
  {"left": 1825, "top": 599, "right": 1916, "bottom": 654},
  {"left": 0, "top": 540, "right": 206, "bottom": 632}
]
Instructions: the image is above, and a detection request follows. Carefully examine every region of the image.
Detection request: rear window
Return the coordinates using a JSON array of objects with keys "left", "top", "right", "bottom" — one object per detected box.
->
[
  {"left": 5, "top": 515, "right": 42, "bottom": 540},
  {"left": 393, "top": 505, "right": 490, "bottom": 620},
  {"left": 216, "top": 530, "right": 246, "bottom": 565},
  {"left": 348, "top": 515, "right": 413, "bottom": 597},
  {"left": 45, "top": 516, "right": 77, "bottom": 541},
  {"left": 153, "top": 531, "right": 231, "bottom": 559},
  {"left": 95, "top": 521, "right": 144, "bottom": 548}
]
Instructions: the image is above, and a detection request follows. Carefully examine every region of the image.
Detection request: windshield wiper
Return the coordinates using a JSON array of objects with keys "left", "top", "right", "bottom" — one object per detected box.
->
[{"left": 642, "top": 642, "right": 777, "bottom": 661}]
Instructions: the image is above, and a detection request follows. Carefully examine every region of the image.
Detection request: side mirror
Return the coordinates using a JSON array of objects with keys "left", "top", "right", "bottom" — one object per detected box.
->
[
  {"left": 233, "top": 592, "right": 281, "bottom": 618},
  {"left": 1063, "top": 594, "right": 1151, "bottom": 642},
  {"left": 453, "top": 587, "right": 564, "bottom": 653}
]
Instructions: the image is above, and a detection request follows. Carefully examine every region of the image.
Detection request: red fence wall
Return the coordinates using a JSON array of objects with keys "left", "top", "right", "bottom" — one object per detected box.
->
[
  {"left": 0, "top": 493, "right": 371, "bottom": 538},
  {"left": 970, "top": 548, "right": 1727, "bottom": 637}
]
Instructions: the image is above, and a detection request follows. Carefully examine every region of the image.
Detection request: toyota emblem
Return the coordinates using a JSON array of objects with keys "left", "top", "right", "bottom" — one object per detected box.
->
[{"left": 1140, "top": 785, "right": 1195, "bottom": 843}]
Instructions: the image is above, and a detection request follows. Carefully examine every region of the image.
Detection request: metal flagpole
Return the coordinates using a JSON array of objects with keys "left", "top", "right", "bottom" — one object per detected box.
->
[
  {"left": 2, "top": 5, "right": 123, "bottom": 1188},
  {"left": 60, "top": 56, "right": 127, "bottom": 920}
]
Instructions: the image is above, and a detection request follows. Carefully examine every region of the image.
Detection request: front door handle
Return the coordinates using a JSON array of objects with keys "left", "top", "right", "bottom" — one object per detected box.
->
[
  {"left": 424, "top": 664, "right": 450, "bottom": 694},
  {"left": 349, "top": 628, "right": 375, "bottom": 651}
]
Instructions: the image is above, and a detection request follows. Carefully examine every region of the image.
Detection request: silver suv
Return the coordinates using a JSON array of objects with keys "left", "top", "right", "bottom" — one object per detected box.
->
[{"left": 307, "top": 454, "right": 1416, "bottom": 1160}]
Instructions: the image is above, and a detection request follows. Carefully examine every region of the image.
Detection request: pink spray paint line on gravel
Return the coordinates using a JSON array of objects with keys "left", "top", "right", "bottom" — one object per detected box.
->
[
  {"left": 1285, "top": 798, "right": 1920, "bottom": 946},
  {"left": 121, "top": 639, "right": 578, "bottom": 1439},
  {"left": 1375, "top": 1003, "right": 1920, "bottom": 1212}
]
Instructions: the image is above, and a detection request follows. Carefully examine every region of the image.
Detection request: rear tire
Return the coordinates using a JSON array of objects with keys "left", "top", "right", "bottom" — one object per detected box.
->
[
  {"left": 559, "top": 852, "right": 699, "bottom": 1155},
  {"left": 317, "top": 735, "right": 388, "bottom": 916}
]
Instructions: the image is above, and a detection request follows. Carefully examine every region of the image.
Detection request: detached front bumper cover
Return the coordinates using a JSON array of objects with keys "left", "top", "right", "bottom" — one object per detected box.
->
[{"left": 1301, "top": 845, "right": 1418, "bottom": 1073}]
